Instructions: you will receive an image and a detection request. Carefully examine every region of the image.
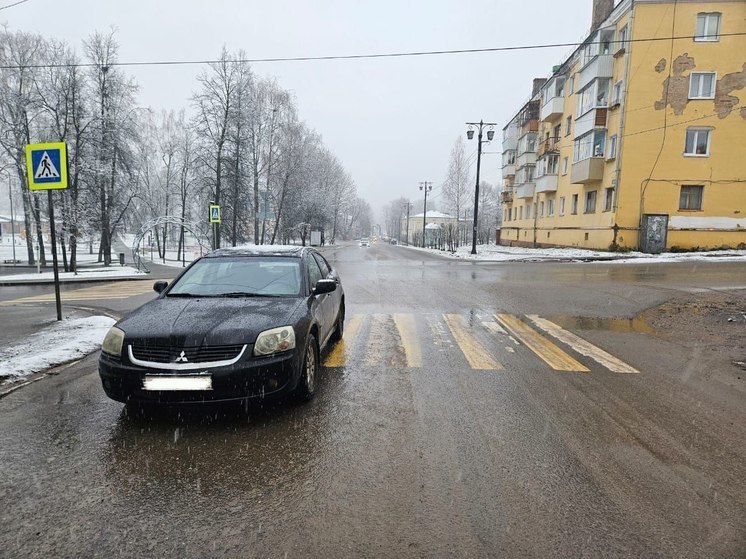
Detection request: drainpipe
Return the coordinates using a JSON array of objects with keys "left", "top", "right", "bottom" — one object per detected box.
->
[{"left": 613, "top": 1, "right": 635, "bottom": 248}]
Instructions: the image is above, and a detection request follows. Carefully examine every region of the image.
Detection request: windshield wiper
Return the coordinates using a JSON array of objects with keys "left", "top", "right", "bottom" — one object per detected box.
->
[{"left": 217, "top": 291, "right": 263, "bottom": 297}]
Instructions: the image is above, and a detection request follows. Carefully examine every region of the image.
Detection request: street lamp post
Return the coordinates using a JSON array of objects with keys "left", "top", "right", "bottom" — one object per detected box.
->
[
  {"left": 466, "top": 120, "right": 497, "bottom": 254},
  {"left": 419, "top": 181, "right": 432, "bottom": 248},
  {"left": 403, "top": 202, "right": 412, "bottom": 246}
]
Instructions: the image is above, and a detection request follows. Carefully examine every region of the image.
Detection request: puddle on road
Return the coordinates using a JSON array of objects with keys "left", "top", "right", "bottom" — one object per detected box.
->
[{"left": 546, "top": 315, "right": 655, "bottom": 335}]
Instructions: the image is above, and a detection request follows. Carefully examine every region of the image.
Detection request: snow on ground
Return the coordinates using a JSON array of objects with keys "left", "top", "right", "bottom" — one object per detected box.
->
[
  {"left": 400, "top": 243, "right": 746, "bottom": 263},
  {"left": 0, "top": 266, "right": 145, "bottom": 281},
  {"left": 0, "top": 315, "right": 115, "bottom": 380},
  {"left": 0, "top": 242, "right": 117, "bottom": 265}
]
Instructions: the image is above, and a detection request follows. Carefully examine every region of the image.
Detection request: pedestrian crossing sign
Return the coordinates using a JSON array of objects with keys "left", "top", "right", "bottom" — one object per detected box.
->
[
  {"left": 25, "top": 142, "right": 68, "bottom": 191},
  {"left": 209, "top": 204, "right": 221, "bottom": 223}
]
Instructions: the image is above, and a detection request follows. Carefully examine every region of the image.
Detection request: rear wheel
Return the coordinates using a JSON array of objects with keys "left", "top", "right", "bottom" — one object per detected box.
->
[
  {"left": 294, "top": 333, "right": 318, "bottom": 401},
  {"left": 330, "top": 303, "right": 345, "bottom": 342}
]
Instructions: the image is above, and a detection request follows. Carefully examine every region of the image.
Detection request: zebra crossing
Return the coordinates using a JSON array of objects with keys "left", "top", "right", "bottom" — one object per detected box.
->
[
  {"left": 324, "top": 312, "right": 640, "bottom": 375},
  {"left": 0, "top": 280, "right": 160, "bottom": 306}
]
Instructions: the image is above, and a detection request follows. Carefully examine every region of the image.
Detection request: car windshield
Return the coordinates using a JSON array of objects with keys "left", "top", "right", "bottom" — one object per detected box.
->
[{"left": 168, "top": 257, "right": 302, "bottom": 297}]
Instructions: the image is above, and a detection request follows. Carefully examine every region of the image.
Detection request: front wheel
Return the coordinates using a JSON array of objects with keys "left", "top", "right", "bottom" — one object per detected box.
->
[
  {"left": 330, "top": 304, "right": 345, "bottom": 342},
  {"left": 294, "top": 333, "right": 318, "bottom": 401}
]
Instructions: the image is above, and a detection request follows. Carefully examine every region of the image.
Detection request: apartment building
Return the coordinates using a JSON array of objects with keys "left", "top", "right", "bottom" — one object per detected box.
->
[{"left": 500, "top": 0, "right": 746, "bottom": 252}]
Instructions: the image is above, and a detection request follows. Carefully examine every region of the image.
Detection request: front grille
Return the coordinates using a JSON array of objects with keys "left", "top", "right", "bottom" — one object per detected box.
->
[{"left": 130, "top": 344, "right": 245, "bottom": 364}]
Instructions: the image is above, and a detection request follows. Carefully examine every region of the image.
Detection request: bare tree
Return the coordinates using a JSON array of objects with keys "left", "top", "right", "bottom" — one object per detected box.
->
[{"left": 441, "top": 136, "right": 471, "bottom": 246}]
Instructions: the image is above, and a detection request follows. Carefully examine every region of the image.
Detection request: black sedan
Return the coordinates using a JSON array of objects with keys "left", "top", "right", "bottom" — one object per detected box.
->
[{"left": 98, "top": 245, "right": 344, "bottom": 405}]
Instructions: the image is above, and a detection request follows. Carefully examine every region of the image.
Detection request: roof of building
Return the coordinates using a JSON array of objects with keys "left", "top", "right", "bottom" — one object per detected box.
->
[{"left": 409, "top": 211, "right": 456, "bottom": 219}]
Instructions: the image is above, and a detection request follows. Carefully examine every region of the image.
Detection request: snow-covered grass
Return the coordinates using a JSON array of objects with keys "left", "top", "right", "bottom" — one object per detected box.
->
[
  {"left": 0, "top": 242, "right": 118, "bottom": 265},
  {"left": 0, "top": 266, "right": 145, "bottom": 282},
  {"left": 401, "top": 243, "right": 746, "bottom": 263},
  {"left": 0, "top": 315, "right": 115, "bottom": 381}
]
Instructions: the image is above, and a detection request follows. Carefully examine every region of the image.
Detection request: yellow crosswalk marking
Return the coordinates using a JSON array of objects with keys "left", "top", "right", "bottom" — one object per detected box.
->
[
  {"left": 0, "top": 280, "right": 159, "bottom": 306},
  {"left": 443, "top": 314, "right": 503, "bottom": 370},
  {"left": 526, "top": 315, "right": 639, "bottom": 374},
  {"left": 496, "top": 314, "right": 589, "bottom": 372},
  {"left": 393, "top": 313, "right": 422, "bottom": 368},
  {"left": 323, "top": 314, "right": 364, "bottom": 367}
]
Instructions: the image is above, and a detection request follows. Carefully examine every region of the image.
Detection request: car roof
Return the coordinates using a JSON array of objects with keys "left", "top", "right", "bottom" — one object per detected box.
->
[{"left": 205, "top": 245, "right": 309, "bottom": 258}]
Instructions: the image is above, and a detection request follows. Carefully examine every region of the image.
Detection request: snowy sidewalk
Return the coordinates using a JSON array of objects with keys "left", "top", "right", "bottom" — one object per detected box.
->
[
  {"left": 0, "top": 265, "right": 146, "bottom": 285},
  {"left": 399, "top": 243, "right": 746, "bottom": 263}
]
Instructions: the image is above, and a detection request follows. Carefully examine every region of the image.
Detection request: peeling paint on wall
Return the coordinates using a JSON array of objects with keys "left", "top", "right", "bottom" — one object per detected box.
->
[
  {"left": 654, "top": 54, "right": 695, "bottom": 115},
  {"left": 655, "top": 58, "right": 667, "bottom": 73},
  {"left": 714, "top": 63, "right": 746, "bottom": 119}
]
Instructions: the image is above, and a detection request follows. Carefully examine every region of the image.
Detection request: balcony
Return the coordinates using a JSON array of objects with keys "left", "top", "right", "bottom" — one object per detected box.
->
[
  {"left": 502, "top": 136, "right": 518, "bottom": 152},
  {"left": 577, "top": 54, "right": 613, "bottom": 92},
  {"left": 516, "top": 183, "right": 535, "bottom": 198},
  {"left": 500, "top": 190, "right": 513, "bottom": 204},
  {"left": 502, "top": 164, "right": 516, "bottom": 178},
  {"left": 535, "top": 173, "right": 558, "bottom": 193},
  {"left": 516, "top": 152, "right": 536, "bottom": 168},
  {"left": 540, "top": 96, "right": 564, "bottom": 122},
  {"left": 571, "top": 157, "right": 605, "bottom": 184},
  {"left": 537, "top": 136, "right": 560, "bottom": 158},
  {"left": 574, "top": 108, "right": 607, "bottom": 139}
]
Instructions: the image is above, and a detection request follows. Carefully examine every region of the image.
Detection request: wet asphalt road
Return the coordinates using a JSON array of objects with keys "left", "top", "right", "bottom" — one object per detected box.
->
[{"left": 1, "top": 242, "right": 745, "bottom": 558}]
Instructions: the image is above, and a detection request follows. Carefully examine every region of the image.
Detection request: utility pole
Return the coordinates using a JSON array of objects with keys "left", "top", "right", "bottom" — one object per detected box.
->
[
  {"left": 403, "top": 201, "right": 412, "bottom": 246},
  {"left": 466, "top": 120, "right": 497, "bottom": 254},
  {"left": 419, "top": 181, "right": 432, "bottom": 248}
]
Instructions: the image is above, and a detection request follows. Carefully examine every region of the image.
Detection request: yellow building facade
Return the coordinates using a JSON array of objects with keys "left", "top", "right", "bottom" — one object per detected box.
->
[{"left": 500, "top": 0, "right": 746, "bottom": 252}]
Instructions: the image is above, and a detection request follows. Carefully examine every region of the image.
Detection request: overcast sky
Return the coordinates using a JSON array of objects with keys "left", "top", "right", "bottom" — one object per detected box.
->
[{"left": 3, "top": 0, "right": 596, "bottom": 221}]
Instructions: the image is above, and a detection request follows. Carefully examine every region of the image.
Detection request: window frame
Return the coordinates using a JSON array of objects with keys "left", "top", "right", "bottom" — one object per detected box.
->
[
  {"left": 547, "top": 198, "right": 555, "bottom": 217},
  {"left": 559, "top": 196, "right": 566, "bottom": 216},
  {"left": 684, "top": 128, "right": 711, "bottom": 157},
  {"left": 603, "top": 187, "right": 614, "bottom": 212},
  {"left": 695, "top": 12, "right": 721, "bottom": 42},
  {"left": 565, "top": 116, "right": 572, "bottom": 137},
  {"left": 584, "top": 190, "right": 597, "bottom": 214},
  {"left": 688, "top": 72, "right": 717, "bottom": 99},
  {"left": 607, "top": 135, "right": 617, "bottom": 160},
  {"left": 571, "top": 194, "right": 579, "bottom": 215},
  {"left": 562, "top": 156, "right": 569, "bottom": 176},
  {"left": 679, "top": 185, "right": 704, "bottom": 211}
]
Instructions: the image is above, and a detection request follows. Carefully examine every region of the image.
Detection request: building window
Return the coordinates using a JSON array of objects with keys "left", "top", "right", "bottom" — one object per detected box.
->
[
  {"left": 503, "top": 150, "right": 516, "bottom": 166},
  {"left": 547, "top": 199, "right": 555, "bottom": 216},
  {"left": 695, "top": 13, "right": 721, "bottom": 42},
  {"left": 585, "top": 190, "right": 597, "bottom": 214},
  {"left": 684, "top": 128, "right": 711, "bottom": 156},
  {"left": 679, "top": 185, "right": 704, "bottom": 210},
  {"left": 519, "top": 206, "right": 523, "bottom": 220},
  {"left": 569, "top": 75, "right": 575, "bottom": 95},
  {"left": 616, "top": 25, "right": 628, "bottom": 53},
  {"left": 613, "top": 80, "right": 623, "bottom": 104},
  {"left": 604, "top": 187, "right": 614, "bottom": 212},
  {"left": 539, "top": 201, "right": 545, "bottom": 217},
  {"left": 607, "top": 135, "right": 617, "bottom": 160},
  {"left": 571, "top": 194, "right": 578, "bottom": 215},
  {"left": 562, "top": 156, "right": 569, "bottom": 175},
  {"left": 574, "top": 130, "right": 606, "bottom": 161},
  {"left": 559, "top": 197, "right": 565, "bottom": 216},
  {"left": 689, "top": 72, "right": 716, "bottom": 99},
  {"left": 565, "top": 116, "right": 572, "bottom": 137},
  {"left": 553, "top": 123, "right": 562, "bottom": 141}
]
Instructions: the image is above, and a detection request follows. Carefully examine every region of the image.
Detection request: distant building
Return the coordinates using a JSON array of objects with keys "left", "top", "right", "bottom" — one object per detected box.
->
[
  {"left": 401, "top": 211, "right": 458, "bottom": 245},
  {"left": 500, "top": 0, "right": 746, "bottom": 252}
]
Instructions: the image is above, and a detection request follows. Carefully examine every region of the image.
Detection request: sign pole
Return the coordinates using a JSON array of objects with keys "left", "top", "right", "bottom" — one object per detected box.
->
[{"left": 47, "top": 190, "right": 62, "bottom": 321}]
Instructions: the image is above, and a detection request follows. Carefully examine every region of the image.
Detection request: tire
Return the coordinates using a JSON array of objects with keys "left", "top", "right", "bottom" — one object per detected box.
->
[
  {"left": 294, "top": 333, "right": 318, "bottom": 401},
  {"left": 330, "top": 303, "right": 345, "bottom": 342}
]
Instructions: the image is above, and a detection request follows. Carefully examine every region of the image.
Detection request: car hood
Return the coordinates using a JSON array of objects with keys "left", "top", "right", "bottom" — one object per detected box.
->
[{"left": 118, "top": 296, "right": 304, "bottom": 347}]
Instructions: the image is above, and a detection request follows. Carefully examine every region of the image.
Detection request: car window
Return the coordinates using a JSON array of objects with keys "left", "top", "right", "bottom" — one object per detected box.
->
[
  {"left": 313, "top": 253, "right": 330, "bottom": 277},
  {"left": 307, "top": 255, "right": 323, "bottom": 290},
  {"left": 168, "top": 257, "right": 301, "bottom": 296}
]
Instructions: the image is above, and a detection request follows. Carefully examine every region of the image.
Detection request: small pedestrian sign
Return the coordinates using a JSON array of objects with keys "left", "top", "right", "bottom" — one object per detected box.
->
[
  {"left": 209, "top": 204, "right": 221, "bottom": 223},
  {"left": 25, "top": 142, "right": 68, "bottom": 191}
]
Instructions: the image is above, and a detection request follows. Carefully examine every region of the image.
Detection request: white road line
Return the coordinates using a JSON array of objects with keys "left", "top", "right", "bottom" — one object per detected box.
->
[{"left": 526, "top": 315, "right": 639, "bottom": 374}]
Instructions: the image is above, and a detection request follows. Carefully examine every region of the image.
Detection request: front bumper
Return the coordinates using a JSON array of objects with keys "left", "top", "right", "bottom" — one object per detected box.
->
[{"left": 98, "top": 349, "right": 301, "bottom": 404}]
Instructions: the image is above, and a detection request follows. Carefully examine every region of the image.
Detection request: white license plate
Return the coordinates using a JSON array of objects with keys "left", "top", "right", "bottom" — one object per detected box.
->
[{"left": 143, "top": 375, "right": 212, "bottom": 391}]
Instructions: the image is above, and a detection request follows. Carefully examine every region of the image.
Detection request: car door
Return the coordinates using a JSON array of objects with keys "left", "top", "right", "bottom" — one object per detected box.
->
[
  {"left": 314, "top": 252, "right": 342, "bottom": 319},
  {"left": 306, "top": 254, "right": 331, "bottom": 342}
]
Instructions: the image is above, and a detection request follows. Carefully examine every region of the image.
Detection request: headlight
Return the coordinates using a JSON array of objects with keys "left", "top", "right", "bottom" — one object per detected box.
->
[
  {"left": 102, "top": 326, "right": 125, "bottom": 357},
  {"left": 254, "top": 326, "right": 296, "bottom": 356}
]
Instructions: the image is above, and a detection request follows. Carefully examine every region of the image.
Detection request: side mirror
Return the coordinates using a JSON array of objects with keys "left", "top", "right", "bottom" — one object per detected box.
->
[
  {"left": 313, "top": 279, "right": 337, "bottom": 295},
  {"left": 153, "top": 281, "right": 168, "bottom": 293}
]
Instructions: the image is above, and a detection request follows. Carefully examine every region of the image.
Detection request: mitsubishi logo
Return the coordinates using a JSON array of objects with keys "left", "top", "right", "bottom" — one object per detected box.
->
[{"left": 175, "top": 350, "right": 189, "bottom": 363}]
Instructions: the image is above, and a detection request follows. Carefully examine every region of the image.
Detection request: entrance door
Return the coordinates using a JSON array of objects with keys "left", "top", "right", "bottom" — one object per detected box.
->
[{"left": 641, "top": 214, "right": 668, "bottom": 254}]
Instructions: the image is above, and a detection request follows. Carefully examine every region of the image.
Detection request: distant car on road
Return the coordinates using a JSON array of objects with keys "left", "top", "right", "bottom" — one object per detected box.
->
[
  {"left": 360, "top": 238, "right": 370, "bottom": 247},
  {"left": 98, "top": 245, "right": 345, "bottom": 406},
  {"left": 390, "top": 239, "right": 398, "bottom": 245}
]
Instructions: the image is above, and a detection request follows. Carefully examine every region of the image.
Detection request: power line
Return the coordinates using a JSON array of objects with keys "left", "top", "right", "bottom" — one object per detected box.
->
[
  {"left": 0, "top": 0, "right": 30, "bottom": 10},
  {"left": 622, "top": 104, "right": 743, "bottom": 139},
  {"left": 0, "top": 32, "right": 745, "bottom": 70}
]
